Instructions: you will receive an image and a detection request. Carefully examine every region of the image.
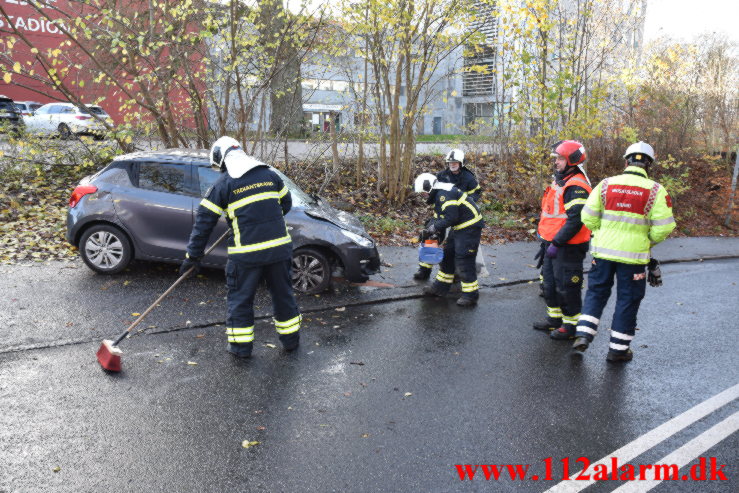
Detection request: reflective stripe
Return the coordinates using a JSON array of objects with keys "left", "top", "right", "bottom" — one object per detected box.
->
[
  {"left": 275, "top": 314, "right": 301, "bottom": 335},
  {"left": 602, "top": 212, "right": 649, "bottom": 226},
  {"left": 418, "top": 262, "right": 433, "bottom": 269},
  {"left": 461, "top": 281, "right": 479, "bottom": 292},
  {"left": 441, "top": 199, "right": 459, "bottom": 210},
  {"left": 579, "top": 314, "right": 600, "bottom": 325},
  {"left": 609, "top": 342, "right": 630, "bottom": 351},
  {"left": 453, "top": 215, "right": 482, "bottom": 230},
  {"left": 562, "top": 314, "right": 580, "bottom": 325},
  {"left": 651, "top": 216, "right": 675, "bottom": 226},
  {"left": 228, "top": 234, "right": 292, "bottom": 254},
  {"left": 469, "top": 185, "right": 481, "bottom": 194},
  {"left": 227, "top": 191, "right": 280, "bottom": 217},
  {"left": 277, "top": 186, "right": 289, "bottom": 199},
  {"left": 541, "top": 212, "right": 568, "bottom": 219},
  {"left": 564, "top": 198, "right": 587, "bottom": 210},
  {"left": 227, "top": 327, "right": 255, "bottom": 343},
  {"left": 610, "top": 330, "right": 634, "bottom": 341},
  {"left": 436, "top": 271, "right": 454, "bottom": 283},
  {"left": 591, "top": 245, "right": 650, "bottom": 261},
  {"left": 582, "top": 205, "right": 601, "bottom": 217},
  {"left": 577, "top": 326, "right": 598, "bottom": 335},
  {"left": 200, "top": 199, "right": 224, "bottom": 215},
  {"left": 547, "top": 306, "right": 563, "bottom": 317},
  {"left": 231, "top": 216, "right": 242, "bottom": 248}
]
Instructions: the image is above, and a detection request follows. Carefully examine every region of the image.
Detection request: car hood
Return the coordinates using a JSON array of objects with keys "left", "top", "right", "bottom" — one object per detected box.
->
[{"left": 303, "top": 200, "right": 368, "bottom": 237}]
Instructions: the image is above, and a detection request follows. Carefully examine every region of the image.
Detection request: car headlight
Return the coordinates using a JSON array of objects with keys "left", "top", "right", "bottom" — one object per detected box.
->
[{"left": 341, "top": 229, "right": 374, "bottom": 248}]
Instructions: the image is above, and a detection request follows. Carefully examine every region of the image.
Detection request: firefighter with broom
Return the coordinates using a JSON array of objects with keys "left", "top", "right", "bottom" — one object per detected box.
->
[{"left": 180, "top": 136, "right": 301, "bottom": 358}]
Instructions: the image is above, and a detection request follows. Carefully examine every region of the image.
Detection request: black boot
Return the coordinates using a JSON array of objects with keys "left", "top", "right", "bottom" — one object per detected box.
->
[
  {"left": 413, "top": 266, "right": 432, "bottom": 281},
  {"left": 280, "top": 332, "right": 300, "bottom": 352},
  {"left": 456, "top": 293, "right": 479, "bottom": 307},
  {"left": 550, "top": 326, "right": 575, "bottom": 340},
  {"left": 423, "top": 283, "right": 449, "bottom": 297},
  {"left": 533, "top": 317, "right": 561, "bottom": 331},
  {"left": 606, "top": 349, "right": 633, "bottom": 362},
  {"left": 228, "top": 342, "right": 253, "bottom": 358},
  {"left": 572, "top": 337, "right": 591, "bottom": 352}
]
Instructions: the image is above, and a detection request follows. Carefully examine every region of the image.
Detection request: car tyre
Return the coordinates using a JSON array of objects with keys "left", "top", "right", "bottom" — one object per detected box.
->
[
  {"left": 291, "top": 248, "right": 331, "bottom": 294},
  {"left": 79, "top": 224, "right": 133, "bottom": 274},
  {"left": 58, "top": 123, "right": 73, "bottom": 140}
]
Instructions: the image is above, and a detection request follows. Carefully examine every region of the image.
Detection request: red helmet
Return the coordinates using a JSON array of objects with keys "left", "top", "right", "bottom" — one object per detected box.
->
[{"left": 551, "top": 140, "right": 586, "bottom": 166}]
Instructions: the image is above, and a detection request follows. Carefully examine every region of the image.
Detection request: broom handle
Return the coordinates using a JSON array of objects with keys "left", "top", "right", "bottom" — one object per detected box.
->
[{"left": 112, "top": 230, "right": 231, "bottom": 346}]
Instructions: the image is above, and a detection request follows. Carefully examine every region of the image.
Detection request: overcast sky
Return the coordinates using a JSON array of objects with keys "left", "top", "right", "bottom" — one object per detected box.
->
[{"left": 644, "top": 0, "right": 739, "bottom": 43}]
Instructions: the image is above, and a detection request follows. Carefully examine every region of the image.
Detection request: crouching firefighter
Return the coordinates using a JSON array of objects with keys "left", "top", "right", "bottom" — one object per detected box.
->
[
  {"left": 413, "top": 148, "right": 481, "bottom": 281},
  {"left": 181, "top": 136, "right": 301, "bottom": 358},
  {"left": 533, "top": 140, "right": 592, "bottom": 340},
  {"left": 414, "top": 172, "right": 484, "bottom": 307},
  {"left": 572, "top": 142, "right": 676, "bottom": 362}
]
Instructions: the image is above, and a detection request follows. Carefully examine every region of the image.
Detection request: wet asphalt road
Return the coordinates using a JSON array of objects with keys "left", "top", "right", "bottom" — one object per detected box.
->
[{"left": 0, "top": 244, "right": 737, "bottom": 492}]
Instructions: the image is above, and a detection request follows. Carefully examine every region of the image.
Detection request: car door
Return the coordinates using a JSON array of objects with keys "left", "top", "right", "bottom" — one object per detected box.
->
[
  {"left": 112, "top": 161, "right": 196, "bottom": 260},
  {"left": 24, "top": 104, "right": 48, "bottom": 132},
  {"left": 193, "top": 165, "right": 229, "bottom": 265}
]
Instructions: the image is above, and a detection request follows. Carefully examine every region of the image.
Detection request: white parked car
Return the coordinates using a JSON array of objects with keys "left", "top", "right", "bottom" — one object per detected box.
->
[
  {"left": 24, "top": 102, "right": 112, "bottom": 139},
  {"left": 14, "top": 101, "right": 43, "bottom": 119}
]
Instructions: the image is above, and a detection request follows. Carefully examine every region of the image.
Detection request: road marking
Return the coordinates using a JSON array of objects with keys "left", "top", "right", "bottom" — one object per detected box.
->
[
  {"left": 544, "top": 382, "right": 739, "bottom": 493},
  {"left": 611, "top": 410, "right": 739, "bottom": 492}
]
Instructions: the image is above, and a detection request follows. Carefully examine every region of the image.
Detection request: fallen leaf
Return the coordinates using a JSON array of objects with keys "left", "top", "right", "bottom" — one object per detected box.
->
[
  {"left": 343, "top": 392, "right": 352, "bottom": 397},
  {"left": 256, "top": 426, "right": 266, "bottom": 431},
  {"left": 52, "top": 466, "right": 61, "bottom": 473},
  {"left": 123, "top": 280, "right": 130, "bottom": 286},
  {"left": 131, "top": 312, "right": 141, "bottom": 317},
  {"left": 335, "top": 307, "right": 346, "bottom": 312},
  {"left": 498, "top": 277, "right": 506, "bottom": 281},
  {"left": 404, "top": 392, "right": 413, "bottom": 397},
  {"left": 264, "top": 343, "right": 277, "bottom": 348},
  {"left": 241, "top": 440, "right": 260, "bottom": 449},
  {"left": 361, "top": 433, "right": 370, "bottom": 438},
  {"left": 187, "top": 361, "right": 198, "bottom": 366},
  {"left": 195, "top": 334, "right": 205, "bottom": 339}
]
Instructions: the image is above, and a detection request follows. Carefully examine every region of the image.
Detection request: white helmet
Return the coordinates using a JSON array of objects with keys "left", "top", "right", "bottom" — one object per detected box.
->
[
  {"left": 210, "top": 135, "right": 267, "bottom": 178},
  {"left": 623, "top": 141, "right": 655, "bottom": 163},
  {"left": 210, "top": 136, "right": 242, "bottom": 170},
  {"left": 414, "top": 172, "right": 437, "bottom": 193},
  {"left": 445, "top": 148, "right": 464, "bottom": 165}
]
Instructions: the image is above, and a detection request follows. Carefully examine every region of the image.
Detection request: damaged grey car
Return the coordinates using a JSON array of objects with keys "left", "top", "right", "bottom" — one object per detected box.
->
[{"left": 66, "top": 149, "right": 381, "bottom": 294}]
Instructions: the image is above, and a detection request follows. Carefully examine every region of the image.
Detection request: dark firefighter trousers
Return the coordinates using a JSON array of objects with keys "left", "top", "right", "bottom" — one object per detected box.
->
[
  {"left": 430, "top": 226, "right": 482, "bottom": 299},
  {"left": 575, "top": 258, "right": 647, "bottom": 355},
  {"left": 225, "top": 258, "right": 301, "bottom": 348},
  {"left": 542, "top": 243, "right": 588, "bottom": 332}
]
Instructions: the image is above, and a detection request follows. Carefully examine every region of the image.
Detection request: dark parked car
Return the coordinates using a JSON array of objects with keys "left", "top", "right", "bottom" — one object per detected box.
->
[
  {"left": 66, "top": 149, "right": 380, "bottom": 293},
  {"left": 0, "top": 95, "right": 24, "bottom": 131}
]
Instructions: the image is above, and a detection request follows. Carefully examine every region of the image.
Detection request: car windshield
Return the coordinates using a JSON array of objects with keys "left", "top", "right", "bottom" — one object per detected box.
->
[
  {"left": 270, "top": 168, "right": 316, "bottom": 206},
  {"left": 0, "top": 101, "right": 16, "bottom": 111},
  {"left": 30, "top": 104, "right": 41, "bottom": 111},
  {"left": 85, "top": 106, "right": 107, "bottom": 116}
]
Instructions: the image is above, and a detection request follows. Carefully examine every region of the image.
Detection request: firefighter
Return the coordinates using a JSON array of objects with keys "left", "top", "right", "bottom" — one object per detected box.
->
[
  {"left": 532, "top": 140, "right": 592, "bottom": 340},
  {"left": 414, "top": 172, "right": 485, "bottom": 306},
  {"left": 572, "top": 142, "right": 676, "bottom": 362},
  {"left": 413, "top": 149, "right": 481, "bottom": 281},
  {"left": 180, "top": 136, "right": 301, "bottom": 358}
]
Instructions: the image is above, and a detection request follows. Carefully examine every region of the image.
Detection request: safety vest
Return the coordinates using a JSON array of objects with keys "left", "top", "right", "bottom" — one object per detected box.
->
[
  {"left": 538, "top": 173, "right": 592, "bottom": 244},
  {"left": 581, "top": 166, "right": 676, "bottom": 265}
]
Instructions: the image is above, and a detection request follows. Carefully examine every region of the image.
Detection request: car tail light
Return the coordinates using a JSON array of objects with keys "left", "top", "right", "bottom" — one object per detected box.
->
[
  {"left": 75, "top": 115, "right": 92, "bottom": 120},
  {"left": 69, "top": 185, "right": 97, "bottom": 208}
]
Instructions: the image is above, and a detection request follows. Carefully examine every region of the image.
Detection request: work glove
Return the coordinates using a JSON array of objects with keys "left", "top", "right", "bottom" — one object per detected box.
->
[
  {"left": 179, "top": 255, "right": 201, "bottom": 277},
  {"left": 647, "top": 258, "right": 662, "bottom": 287},
  {"left": 545, "top": 243, "right": 559, "bottom": 259},
  {"left": 534, "top": 241, "right": 546, "bottom": 269}
]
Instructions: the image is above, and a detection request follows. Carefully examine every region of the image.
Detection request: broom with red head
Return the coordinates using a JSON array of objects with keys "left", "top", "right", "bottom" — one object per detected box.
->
[{"left": 97, "top": 231, "right": 230, "bottom": 372}]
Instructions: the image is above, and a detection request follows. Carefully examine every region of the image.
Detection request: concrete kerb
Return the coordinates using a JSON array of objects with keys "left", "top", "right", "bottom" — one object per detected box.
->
[{"left": 2, "top": 252, "right": 737, "bottom": 357}]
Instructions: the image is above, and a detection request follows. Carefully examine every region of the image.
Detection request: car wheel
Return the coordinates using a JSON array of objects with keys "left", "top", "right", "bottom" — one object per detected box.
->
[
  {"left": 79, "top": 224, "right": 133, "bottom": 274},
  {"left": 58, "top": 123, "right": 73, "bottom": 140},
  {"left": 291, "top": 248, "right": 331, "bottom": 294}
]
